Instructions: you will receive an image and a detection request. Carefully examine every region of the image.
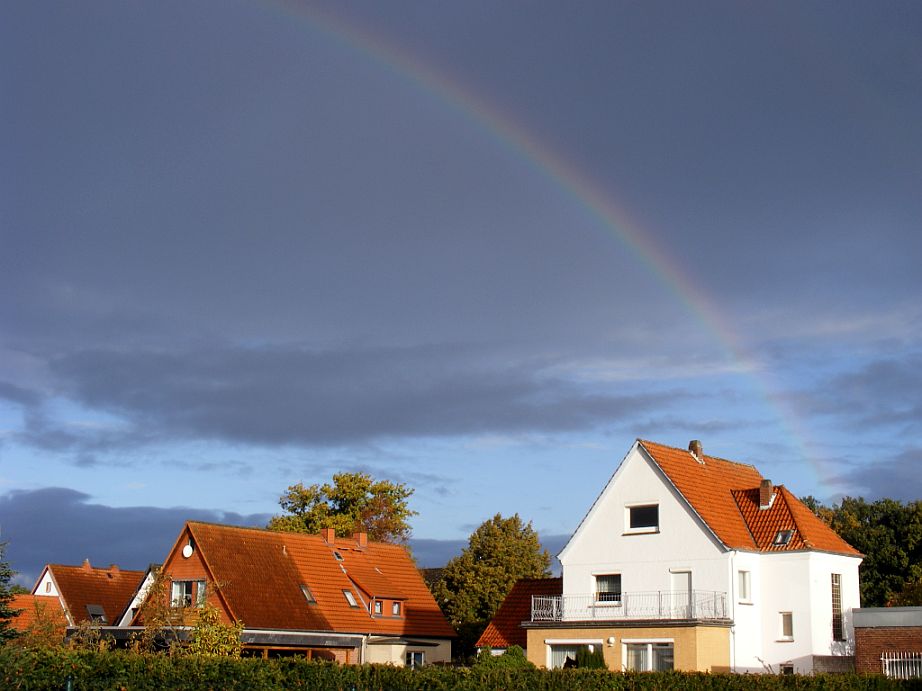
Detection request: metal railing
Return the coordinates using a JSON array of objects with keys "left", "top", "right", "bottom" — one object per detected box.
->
[
  {"left": 882, "top": 652, "right": 922, "bottom": 679},
  {"left": 531, "top": 590, "right": 728, "bottom": 622}
]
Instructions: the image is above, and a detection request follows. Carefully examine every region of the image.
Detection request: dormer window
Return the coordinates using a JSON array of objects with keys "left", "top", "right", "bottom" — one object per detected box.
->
[
  {"left": 392, "top": 601, "right": 401, "bottom": 616},
  {"left": 373, "top": 600, "right": 383, "bottom": 615},
  {"left": 773, "top": 530, "right": 794, "bottom": 546}
]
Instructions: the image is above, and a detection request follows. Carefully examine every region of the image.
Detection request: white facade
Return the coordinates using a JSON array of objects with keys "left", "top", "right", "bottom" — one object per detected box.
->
[{"left": 556, "top": 441, "right": 862, "bottom": 674}]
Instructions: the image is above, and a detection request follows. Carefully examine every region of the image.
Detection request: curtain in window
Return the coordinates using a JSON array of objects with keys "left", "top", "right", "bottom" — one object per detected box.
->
[
  {"left": 549, "top": 645, "right": 579, "bottom": 669},
  {"left": 626, "top": 643, "right": 648, "bottom": 671},
  {"left": 652, "top": 644, "right": 674, "bottom": 671}
]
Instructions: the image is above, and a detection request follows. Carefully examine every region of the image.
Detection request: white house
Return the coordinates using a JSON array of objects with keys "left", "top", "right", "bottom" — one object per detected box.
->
[{"left": 523, "top": 439, "right": 862, "bottom": 674}]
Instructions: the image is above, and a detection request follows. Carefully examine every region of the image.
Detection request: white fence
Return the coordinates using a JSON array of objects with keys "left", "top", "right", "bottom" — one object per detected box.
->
[
  {"left": 882, "top": 651, "right": 922, "bottom": 679},
  {"left": 532, "top": 590, "right": 727, "bottom": 623}
]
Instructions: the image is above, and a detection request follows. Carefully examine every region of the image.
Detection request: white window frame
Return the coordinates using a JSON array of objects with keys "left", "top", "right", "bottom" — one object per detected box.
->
[
  {"left": 594, "top": 573, "right": 622, "bottom": 604},
  {"left": 621, "top": 638, "right": 674, "bottom": 672},
  {"left": 343, "top": 589, "right": 359, "bottom": 608},
  {"left": 737, "top": 570, "right": 751, "bottom": 604},
  {"left": 624, "top": 503, "right": 660, "bottom": 534},
  {"left": 171, "top": 579, "right": 206, "bottom": 608},
  {"left": 779, "top": 611, "right": 793, "bottom": 641},
  {"left": 544, "top": 639, "right": 604, "bottom": 670},
  {"left": 405, "top": 650, "right": 424, "bottom": 668}
]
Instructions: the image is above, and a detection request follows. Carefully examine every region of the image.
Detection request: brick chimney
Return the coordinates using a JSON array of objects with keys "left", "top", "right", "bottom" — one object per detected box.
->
[
  {"left": 108, "top": 564, "right": 120, "bottom": 574},
  {"left": 353, "top": 532, "right": 368, "bottom": 548},
  {"left": 759, "top": 479, "right": 773, "bottom": 509},
  {"left": 688, "top": 439, "right": 704, "bottom": 462},
  {"left": 320, "top": 527, "right": 336, "bottom": 544},
  {"left": 82, "top": 558, "right": 92, "bottom": 572}
]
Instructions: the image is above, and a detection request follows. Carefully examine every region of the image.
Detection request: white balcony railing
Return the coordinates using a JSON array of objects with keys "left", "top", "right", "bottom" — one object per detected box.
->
[{"left": 531, "top": 590, "right": 728, "bottom": 622}]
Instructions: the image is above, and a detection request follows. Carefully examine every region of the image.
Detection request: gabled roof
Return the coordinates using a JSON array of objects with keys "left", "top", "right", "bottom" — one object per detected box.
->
[
  {"left": 638, "top": 440, "right": 860, "bottom": 556},
  {"left": 476, "top": 577, "right": 561, "bottom": 649},
  {"left": 9, "top": 594, "right": 67, "bottom": 633},
  {"left": 40, "top": 562, "right": 145, "bottom": 625},
  {"left": 176, "top": 522, "right": 455, "bottom": 638}
]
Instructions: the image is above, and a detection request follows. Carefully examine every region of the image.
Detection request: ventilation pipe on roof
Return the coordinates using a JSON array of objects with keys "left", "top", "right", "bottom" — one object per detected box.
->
[
  {"left": 354, "top": 532, "right": 368, "bottom": 548},
  {"left": 320, "top": 527, "right": 336, "bottom": 545},
  {"left": 759, "top": 479, "right": 774, "bottom": 509},
  {"left": 688, "top": 439, "right": 704, "bottom": 463}
]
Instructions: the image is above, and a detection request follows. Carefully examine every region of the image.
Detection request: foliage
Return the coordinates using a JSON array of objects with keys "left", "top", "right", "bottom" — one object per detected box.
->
[
  {"left": 15, "top": 599, "right": 67, "bottom": 649},
  {"left": 887, "top": 576, "right": 922, "bottom": 606},
  {"left": 0, "top": 541, "right": 22, "bottom": 645},
  {"left": 576, "top": 645, "right": 607, "bottom": 669},
  {"left": 267, "top": 472, "right": 416, "bottom": 544},
  {"left": 472, "top": 645, "right": 535, "bottom": 670},
  {"left": 67, "top": 620, "right": 114, "bottom": 653},
  {"left": 803, "top": 496, "right": 922, "bottom": 606},
  {"left": 0, "top": 647, "right": 916, "bottom": 690},
  {"left": 131, "top": 567, "right": 184, "bottom": 655},
  {"left": 432, "top": 513, "right": 551, "bottom": 658},
  {"left": 186, "top": 605, "right": 243, "bottom": 657}
]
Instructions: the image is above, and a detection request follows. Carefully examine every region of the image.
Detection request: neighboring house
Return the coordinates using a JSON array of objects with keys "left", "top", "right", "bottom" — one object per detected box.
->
[
  {"left": 9, "top": 593, "right": 68, "bottom": 639},
  {"left": 853, "top": 607, "right": 922, "bottom": 678},
  {"left": 136, "top": 521, "right": 455, "bottom": 663},
  {"left": 32, "top": 560, "right": 145, "bottom": 628},
  {"left": 116, "top": 564, "right": 161, "bottom": 627},
  {"left": 519, "top": 439, "right": 861, "bottom": 674},
  {"left": 477, "top": 577, "right": 561, "bottom": 655}
]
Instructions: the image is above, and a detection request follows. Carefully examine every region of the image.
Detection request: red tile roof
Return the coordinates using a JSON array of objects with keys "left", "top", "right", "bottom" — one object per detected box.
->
[
  {"left": 176, "top": 522, "right": 455, "bottom": 638},
  {"left": 9, "top": 594, "right": 67, "bottom": 633},
  {"left": 45, "top": 562, "right": 145, "bottom": 625},
  {"left": 639, "top": 440, "right": 860, "bottom": 556},
  {"left": 476, "top": 577, "right": 561, "bottom": 649}
]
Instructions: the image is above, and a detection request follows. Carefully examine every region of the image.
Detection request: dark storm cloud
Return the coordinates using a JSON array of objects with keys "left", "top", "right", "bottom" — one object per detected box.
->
[
  {"left": 0, "top": 381, "right": 42, "bottom": 407},
  {"left": 32, "top": 345, "right": 686, "bottom": 451},
  {"left": 839, "top": 448, "right": 922, "bottom": 502},
  {"left": 0, "top": 488, "right": 272, "bottom": 587}
]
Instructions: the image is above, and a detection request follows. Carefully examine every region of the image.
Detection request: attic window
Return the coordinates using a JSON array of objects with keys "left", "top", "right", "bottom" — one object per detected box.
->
[
  {"left": 625, "top": 504, "right": 659, "bottom": 534},
  {"left": 86, "top": 604, "right": 107, "bottom": 624},
  {"left": 773, "top": 530, "right": 794, "bottom": 546},
  {"left": 333, "top": 551, "right": 344, "bottom": 562},
  {"left": 343, "top": 589, "right": 359, "bottom": 608},
  {"left": 300, "top": 584, "right": 316, "bottom": 604}
]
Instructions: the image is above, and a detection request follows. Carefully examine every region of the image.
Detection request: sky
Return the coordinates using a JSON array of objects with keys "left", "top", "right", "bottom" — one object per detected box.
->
[{"left": 2, "top": 0, "right": 921, "bottom": 586}]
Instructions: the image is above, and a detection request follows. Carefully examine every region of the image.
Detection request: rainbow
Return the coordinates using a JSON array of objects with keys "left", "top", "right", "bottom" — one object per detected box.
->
[{"left": 262, "top": 0, "right": 836, "bottom": 492}]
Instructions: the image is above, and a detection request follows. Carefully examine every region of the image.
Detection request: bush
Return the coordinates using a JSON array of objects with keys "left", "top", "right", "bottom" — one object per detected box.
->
[{"left": 472, "top": 645, "right": 535, "bottom": 670}]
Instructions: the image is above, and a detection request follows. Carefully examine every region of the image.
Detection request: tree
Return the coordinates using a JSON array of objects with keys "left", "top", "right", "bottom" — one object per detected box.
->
[
  {"left": 186, "top": 605, "right": 243, "bottom": 657},
  {"left": 432, "top": 514, "right": 551, "bottom": 658},
  {"left": 0, "top": 541, "right": 22, "bottom": 645},
  {"left": 267, "top": 472, "right": 416, "bottom": 544},
  {"left": 803, "top": 496, "right": 922, "bottom": 606}
]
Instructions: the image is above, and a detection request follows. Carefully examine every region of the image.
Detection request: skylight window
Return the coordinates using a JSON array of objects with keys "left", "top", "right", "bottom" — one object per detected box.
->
[
  {"left": 86, "top": 604, "right": 107, "bottom": 624},
  {"left": 773, "top": 529, "right": 794, "bottom": 546},
  {"left": 333, "top": 551, "right": 344, "bottom": 562},
  {"left": 343, "top": 589, "right": 359, "bottom": 608},
  {"left": 300, "top": 584, "right": 316, "bottom": 604}
]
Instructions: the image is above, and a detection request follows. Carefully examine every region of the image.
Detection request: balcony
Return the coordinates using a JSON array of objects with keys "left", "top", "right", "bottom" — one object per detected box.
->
[{"left": 531, "top": 590, "right": 728, "bottom": 623}]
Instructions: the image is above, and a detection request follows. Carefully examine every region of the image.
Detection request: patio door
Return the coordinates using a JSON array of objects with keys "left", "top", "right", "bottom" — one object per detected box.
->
[{"left": 670, "top": 570, "right": 692, "bottom": 618}]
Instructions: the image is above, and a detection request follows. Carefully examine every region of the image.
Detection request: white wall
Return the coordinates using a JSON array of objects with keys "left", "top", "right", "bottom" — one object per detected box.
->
[
  {"left": 364, "top": 638, "right": 451, "bottom": 666},
  {"left": 560, "top": 446, "right": 728, "bottom": 598},
  {"left": 728, "top": 550, "right": 763, "bottom": 673},
  {"left": 33, "top": 569, "right": 58, "bottom": 597}
]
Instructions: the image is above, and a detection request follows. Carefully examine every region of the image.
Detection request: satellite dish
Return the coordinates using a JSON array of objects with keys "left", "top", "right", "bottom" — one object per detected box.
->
[{"left": 182, "top": 543, "right": 194, "bottom": 558}]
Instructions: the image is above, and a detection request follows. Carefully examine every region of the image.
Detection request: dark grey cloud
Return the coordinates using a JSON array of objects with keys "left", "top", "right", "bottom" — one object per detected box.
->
[
  {"left": 838, "top": 448, "right": 922, "bottom": 502},
  {"left": 0, "top": 487, "right": 272, "bottom": 587},
  {"left": 14, "top": 345, "right": 687, "bottom": 453},
  {"left": 0, "top": 381, "right": 42, "bottom": 407}
]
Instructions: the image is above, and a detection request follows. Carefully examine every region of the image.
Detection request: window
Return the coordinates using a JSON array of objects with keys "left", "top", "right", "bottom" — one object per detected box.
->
[
  {"left": 780, "top": 612, "right": 793, "bottom": 640},
  {"left": 549, "top": 645, "right": 579, "bottom": 669},
  {"left": 595, "top": 574, "right": 622, "bottom": 603},
  {"left": 373, "top": 600, "right": 383, "bottom": 615},
  {"left": 171, "top": 579, "right": 206, "bottom": 607},
  {"left": 781, "top": 664, "right": 794, "bottom": 675},
  {"left": 773, "top": 530, "right": 793, "bottom": 546},
  {"left": 738, "top": 570, "right": 751, "bottom": 603},
  {"left": 831, "top": 574, "right": 844, "bottom": 641},
  {"left": 86, "top": 604, "right": 107, "bottom": 624},
  {"left": 300, "top": 584, "right": 316, "bottom": 604},
  {"left": 392, "top": 601, "right": 401, "bottom": 616},
  {"left": 45, "top": 582, "right": 51, "bottom": 593},
  {"left": 405, "top": 651, "right": 424, "bottom": 668},
  {"left": 343, "top": 589, "right": 359, "bottom": 608},
  {"left": 624, "top": 642, "right": 674, "bottom": 671},
  {"left": 627, "top": 504, "right": 659, "bottom": 532},
  {"left": 333, "top": 551, "right": 344, "bottom": 562}
]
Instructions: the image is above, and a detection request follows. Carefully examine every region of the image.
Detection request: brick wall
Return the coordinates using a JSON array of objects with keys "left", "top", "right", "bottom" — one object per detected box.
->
[{"left": 854, "top": 626, "right": 922, "bottom": 674}]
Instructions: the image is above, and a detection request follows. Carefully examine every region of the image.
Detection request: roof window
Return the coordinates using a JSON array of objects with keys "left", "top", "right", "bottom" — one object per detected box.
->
[
  {"left": 343, "top": 589, "right": 359, "bottom": 608},
  {"left": 86, "top": 604, "right": 107, "bottom": 624},
  {"left": 773, "top": 529, "right": 794, "bottom": 546},
  {"left": 300, "top": 584, "right": 316, "bottom": 604},
  {"left": 333, "top": 551, "right": 344, "bottom": 562}
]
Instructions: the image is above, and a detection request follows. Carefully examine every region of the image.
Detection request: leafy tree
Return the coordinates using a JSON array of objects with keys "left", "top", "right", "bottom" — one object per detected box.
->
[
  {"left": 0, "top": 541, "right": 22, "bottom": 645},
  {"left": 888, "top": 576, "right": 922, "bottom": 606},
  {"left": 803, "top": 496, "right": 922, "bottom": 606},
  {"left": 186, "top": 605, "right": 243, "bottom": 657},
  {"left": 433, "top": 513, "right": 550, "bottom": 657},
  {"left": 15, "top": 599, "right": 67, "bottom": 649},
  {"left": 472, "top": 645, "right": 535, "bottom": 670},
  {"left": 575, "top": 645, "right": 606, "bottom": 669},
  {"left": 267, "top": 472, "right": 416, "bottom": 544}
]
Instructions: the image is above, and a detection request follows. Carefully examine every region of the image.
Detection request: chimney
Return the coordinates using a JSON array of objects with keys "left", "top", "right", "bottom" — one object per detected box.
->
[
  {"left": 320, "top": 527, "right": 336, "bottom": 544},
  {"left": 82, "top": 558, "right": 92, "bottom": 573},
  {"left": 688, "top": 439, "right": 704, "bottom": 462},
  {"left": 108, "top": 564, "right": 119, "bottom": 574},
  {"left": 759, "top": 479, "right": 773, "bottom": 509},
  {"left": 353, "top": 532, "right": 368, "bottom": 548}
]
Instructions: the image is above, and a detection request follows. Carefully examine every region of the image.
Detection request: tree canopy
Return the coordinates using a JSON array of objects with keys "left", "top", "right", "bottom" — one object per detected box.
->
[
  {"left": 0, "top": 541, "right": 22, "bottom": 644},
  {"left": 803, "top": 495, "right": 922, "bottom": 606},
  {"left": 432, "top": 513, "right": 550, "bottom": 657},
  {"left": 267, "top": 472, "right": 416, "bottom": 544}
]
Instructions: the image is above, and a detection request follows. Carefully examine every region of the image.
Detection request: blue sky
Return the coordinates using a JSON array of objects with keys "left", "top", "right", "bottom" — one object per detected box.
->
[{"left": 2, "top": 0, "right": 921, "bottom": 585}]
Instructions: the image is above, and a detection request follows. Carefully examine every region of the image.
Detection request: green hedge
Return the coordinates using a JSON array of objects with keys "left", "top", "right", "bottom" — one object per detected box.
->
[{"left": 0, "top": 647, "right": 915, "bottom": 690}]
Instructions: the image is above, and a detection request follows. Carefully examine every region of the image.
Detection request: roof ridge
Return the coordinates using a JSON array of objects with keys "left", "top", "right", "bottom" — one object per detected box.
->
[{"left": 636, "top": 439, "right": 760, "bottom": 471}]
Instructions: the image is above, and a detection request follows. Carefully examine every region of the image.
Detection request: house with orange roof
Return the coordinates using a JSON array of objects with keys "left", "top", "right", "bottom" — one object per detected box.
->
[
  {"left": 9, "top": 593, "right": 68, "bottom": 641},
  {"left": 142, "top": 521, "right": 455, "bottom": 664},
  {"left": 519, "top": 439, "right": 862, "bottom": 674},
  {"left": 31, "top": 560, "right": 145, "bottom": 628},
  {"left": 476, "top": 577, "right": 561, "bottom": 655}
]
